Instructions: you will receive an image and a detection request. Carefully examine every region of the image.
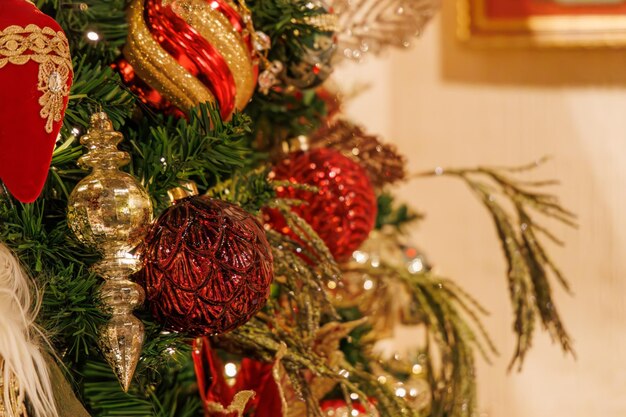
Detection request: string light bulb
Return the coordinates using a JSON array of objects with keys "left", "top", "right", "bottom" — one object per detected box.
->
[
  {"left": 86, "top": 31, "right": 100, "bottom": 41},
  {"left": 224, "top": 362, "right": 238, "bottom": 378}
]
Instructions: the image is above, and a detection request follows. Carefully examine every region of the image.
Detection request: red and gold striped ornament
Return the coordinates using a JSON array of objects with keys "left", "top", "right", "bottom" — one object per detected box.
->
[{"left": 116, "top": 0, "right": 259, "bottom": 119}]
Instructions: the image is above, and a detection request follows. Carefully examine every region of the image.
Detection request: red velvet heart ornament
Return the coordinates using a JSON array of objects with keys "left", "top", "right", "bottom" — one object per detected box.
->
[{"left": 0, "top": 0, "right": 73, "bottom": 203}]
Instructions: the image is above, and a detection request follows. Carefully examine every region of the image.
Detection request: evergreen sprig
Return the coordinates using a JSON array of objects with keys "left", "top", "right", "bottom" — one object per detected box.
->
[
  {"left": 82, "top": 351, "right": 202, "bottom": 417},
  {"left": 339, "top": 260, "right": 496, "bottom": 417},
  {"left": 128, "top": 104, "right": 255, "bottom": 210},
  {"left": 207, "top": 168, "right": 276, "bottom": 213},
  {"left": 245, "top": 88, "right": 328, "bottom": 153},
  {"left": 376, "top": 192, "right": 423, "bottom": 232},
  {"left": 65, "top": 56, "right": 135, "bottom": 132},
  {"left": 415, "top": 159, "right": 575, "bottom": 370},
  {"left": 0, "top": 201, "right": 104, "bottom": 363},
  {"left": 37, "top": 0, "right": 129, "bottom": 60}
]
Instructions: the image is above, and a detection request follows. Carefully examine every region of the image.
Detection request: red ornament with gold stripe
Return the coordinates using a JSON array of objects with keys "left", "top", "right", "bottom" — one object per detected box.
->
[{"left": 116, "top": 0, "right": 260, "bottom": 119}]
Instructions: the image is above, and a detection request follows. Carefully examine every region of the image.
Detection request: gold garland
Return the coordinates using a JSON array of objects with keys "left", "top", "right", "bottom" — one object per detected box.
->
[
  {"left": 0, "top": 360, "right": 27, "bottom": 417},
  {"left": 0, "top": 24, "right": 72, "bottom": 134}
]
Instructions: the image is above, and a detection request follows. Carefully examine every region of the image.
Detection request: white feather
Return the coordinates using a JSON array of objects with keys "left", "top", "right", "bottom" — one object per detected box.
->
[{"left": 0, "top": 243, "right": 58, "bottom": 417}]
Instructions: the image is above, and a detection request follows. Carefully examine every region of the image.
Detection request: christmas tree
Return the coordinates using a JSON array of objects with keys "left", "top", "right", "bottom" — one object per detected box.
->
[{"left": 0, "top": 1, "right": 575, "bottom": 416}]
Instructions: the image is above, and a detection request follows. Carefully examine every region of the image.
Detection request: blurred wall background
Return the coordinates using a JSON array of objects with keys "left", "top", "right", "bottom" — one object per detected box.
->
[{"left": 333, "top": 1, "right": 626, "bottom": 416}]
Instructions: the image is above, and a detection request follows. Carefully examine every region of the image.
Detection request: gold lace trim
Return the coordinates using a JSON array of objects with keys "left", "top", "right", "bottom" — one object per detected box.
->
[{"left": 0, "top": 24, "right": 72, "bottom": 134}]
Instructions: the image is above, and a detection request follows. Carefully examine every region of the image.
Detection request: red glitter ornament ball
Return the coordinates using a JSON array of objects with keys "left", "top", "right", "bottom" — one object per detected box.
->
[
  {"left": 267, "top": 148, "right": 377, "bottom": 262},
  {"left": 135, "top": 196, "right": 274, "bottom": 336}
]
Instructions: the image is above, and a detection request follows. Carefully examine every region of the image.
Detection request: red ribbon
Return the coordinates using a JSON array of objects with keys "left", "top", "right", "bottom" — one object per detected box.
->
[
  {"left": 145, "top": 0, "right": 236, "bottom": 119},
  {"left": 192, "top": 337, "right": 283, "bottom": 417}
]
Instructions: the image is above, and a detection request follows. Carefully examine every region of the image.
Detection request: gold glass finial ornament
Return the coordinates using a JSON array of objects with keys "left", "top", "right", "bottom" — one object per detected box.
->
[{"left": 67, "top": 112, "right": 153, "bottom": 392}]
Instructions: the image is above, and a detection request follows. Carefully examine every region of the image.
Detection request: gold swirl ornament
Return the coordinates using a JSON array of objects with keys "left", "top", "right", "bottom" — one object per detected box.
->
[{"left": 124, "top": 0, "right": 256, "bottom": 116}]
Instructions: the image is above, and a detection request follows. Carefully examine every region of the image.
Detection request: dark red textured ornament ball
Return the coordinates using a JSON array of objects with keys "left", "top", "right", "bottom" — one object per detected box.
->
[
  {"left": 135, "top": 197, "right": 274, "bottom": 336},
  {"left": 267, "top": 148, "right": 377, "bottom": 262}
]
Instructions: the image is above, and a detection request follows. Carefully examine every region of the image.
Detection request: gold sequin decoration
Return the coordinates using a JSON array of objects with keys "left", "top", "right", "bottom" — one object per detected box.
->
[
  {"left": 0, "top": 24, "right": 72, "bottom": 134},
  {"left": 0, "top": 360, "right": 27, "bottom": 417},
  {"left": 171, "top": 0, "right": 256, "bottom": 111},
  {"left": 303, "top": 13, "right": 339, "bottom": 32},
  {"left": 125, "top": 0, "right": 216, "bottom": 112}
]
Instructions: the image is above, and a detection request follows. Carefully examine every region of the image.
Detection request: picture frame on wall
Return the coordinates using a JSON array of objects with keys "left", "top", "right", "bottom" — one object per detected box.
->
[{"left": 458, "top": 0, "right": 626, "bottom": 47}]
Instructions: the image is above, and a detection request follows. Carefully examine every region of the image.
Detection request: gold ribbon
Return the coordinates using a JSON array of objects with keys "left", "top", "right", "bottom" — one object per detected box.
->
[
  {"left": 125, "top": 0, "right": 216, "bottom": 112},
  {"left": 205, "top": 391, "right": 256, "bottom": 417}
]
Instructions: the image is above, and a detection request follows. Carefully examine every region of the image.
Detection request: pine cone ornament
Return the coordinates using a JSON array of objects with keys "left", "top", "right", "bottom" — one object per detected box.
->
[{"left": 310, "top": 120, "right": 406, "bottom": 188}]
